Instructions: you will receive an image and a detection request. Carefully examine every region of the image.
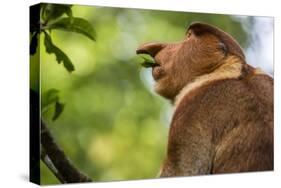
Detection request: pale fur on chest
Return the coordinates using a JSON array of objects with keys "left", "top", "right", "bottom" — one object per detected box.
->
[{"left": 173, "top": 57, "right": 266, "bottom": 109}]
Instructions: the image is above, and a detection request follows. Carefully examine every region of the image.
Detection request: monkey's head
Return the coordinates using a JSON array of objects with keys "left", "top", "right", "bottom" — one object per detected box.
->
[{"left": 136, "top": 22, "right": 245, "bottom": 101}]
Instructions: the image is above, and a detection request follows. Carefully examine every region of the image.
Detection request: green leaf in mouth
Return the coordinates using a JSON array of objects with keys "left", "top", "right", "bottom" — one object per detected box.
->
[{"left": 139, "top": 55, "right": 158, "bottom": 68}]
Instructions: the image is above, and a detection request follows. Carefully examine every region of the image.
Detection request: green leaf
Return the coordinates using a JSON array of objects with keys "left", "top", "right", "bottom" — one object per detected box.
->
[
  {"left": 42, "top": 89, "right": 65, "bottom": 121},
  {"left": 47, "top": 17, "right": 96, "bottom": 41},
  {"left": 52, "top": 101, "right": 65, "bottom": 121},
  {"left": 141, "top": 61, "right": 157, "bottom": 68},
  {"left": 42, "top": 89, "right": 60, "bottom": 109},
  {"left": 44, "top": 32, "right": 75, "bottom": 72},
  {"left": 139, "top": 56, "right": 157, "bottom": 68},
  {"left": 42, "top": 4, "right": 72, "bottom": 22}
]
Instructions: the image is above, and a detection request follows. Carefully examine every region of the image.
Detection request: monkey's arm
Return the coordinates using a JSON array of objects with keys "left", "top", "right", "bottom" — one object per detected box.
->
[
  {"left": 160, "top": 94, "right": 215, "bottom": 177},
  {"left": 160, "top": 124, "right": 214, "bottom": 177}
]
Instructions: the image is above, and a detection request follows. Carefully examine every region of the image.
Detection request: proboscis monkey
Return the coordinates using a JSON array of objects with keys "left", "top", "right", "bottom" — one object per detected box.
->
[{"left": 136, "top": 22, "right": 273, "bottom": 177}]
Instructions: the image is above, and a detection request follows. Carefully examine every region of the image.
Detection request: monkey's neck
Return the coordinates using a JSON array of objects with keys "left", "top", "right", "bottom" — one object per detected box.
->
[{"left": 173, "top": 56, "right": 244, "bottom": 108}]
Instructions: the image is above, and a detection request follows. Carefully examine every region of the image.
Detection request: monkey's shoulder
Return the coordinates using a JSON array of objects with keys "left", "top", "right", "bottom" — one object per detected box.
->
[
  {"left": 244, "top": 73, "right": 273, "bottom": 104},
  {"left": 172, "top": 75, "right": 273, "bottom": 125},
  {"left": 174, "top": 78, "right": 246, "bottom": 112}
]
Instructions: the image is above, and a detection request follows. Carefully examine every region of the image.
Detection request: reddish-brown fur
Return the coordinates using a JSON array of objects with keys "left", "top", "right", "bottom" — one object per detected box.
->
[{"left": 136, "top": 22, "right": 273, "bottom": 177}]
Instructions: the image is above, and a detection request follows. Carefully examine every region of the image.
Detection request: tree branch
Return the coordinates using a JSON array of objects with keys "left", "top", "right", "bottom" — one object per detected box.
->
[
  {"left": 41, "top": 147, "right": 65, "bottom": 183},
  {"left": 41, "top": 120, "right": 92, "bottom": 183}
]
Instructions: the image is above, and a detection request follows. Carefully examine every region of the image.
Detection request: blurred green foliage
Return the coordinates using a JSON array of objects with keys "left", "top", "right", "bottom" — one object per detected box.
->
[{"left": 33, "top": 4, "right": 253, "bottom": 184}]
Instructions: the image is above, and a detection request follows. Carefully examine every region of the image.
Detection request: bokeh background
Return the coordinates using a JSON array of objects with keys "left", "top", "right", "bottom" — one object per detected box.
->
[{"left": 34, "top": 4, "right": 273, "bottom": 184}]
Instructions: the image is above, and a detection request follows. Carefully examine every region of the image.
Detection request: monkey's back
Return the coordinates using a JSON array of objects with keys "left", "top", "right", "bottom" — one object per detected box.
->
[
  {"left": 169, "top": 73, "right": 273, "bottom": 175},
  {"left": 211, "top": 74, "right": 273, "bottom": 173}
]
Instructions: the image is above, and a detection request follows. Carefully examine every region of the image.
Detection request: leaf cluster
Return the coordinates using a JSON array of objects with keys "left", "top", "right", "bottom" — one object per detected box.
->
[
  {"left": 30, "top": 4, "right": 96, "bottom": 120},
  {"left": 30, "top": 3, "right": 96, "bottom": 72}
]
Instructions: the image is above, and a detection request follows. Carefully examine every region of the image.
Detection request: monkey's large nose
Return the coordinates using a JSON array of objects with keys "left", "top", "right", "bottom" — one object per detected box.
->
[{"left": 136, "top": 42, "right": 166, "bottom": 57}]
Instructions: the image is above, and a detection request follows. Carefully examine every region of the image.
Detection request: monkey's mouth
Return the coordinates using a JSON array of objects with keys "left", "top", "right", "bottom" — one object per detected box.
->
[
  {"left": 152, "top": 64, "right": 164, "bottom": 80},
  {"left": 141, "top": 59, "right": 163, "bottom": 80}
]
